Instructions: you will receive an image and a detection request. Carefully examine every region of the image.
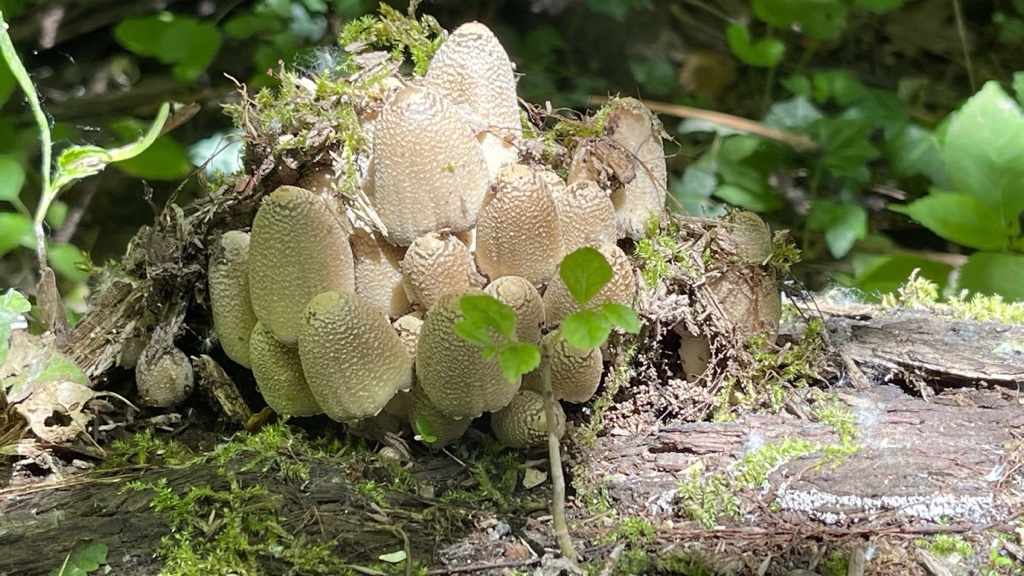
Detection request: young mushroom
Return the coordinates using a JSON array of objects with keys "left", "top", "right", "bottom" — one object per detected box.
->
[
  {"left": 551, "top": 180, "right": 619, "bottom": 257},
  {"left": 475, "top": 164, "right": 561, "bottom": 286},
  {"left": 351, "top": 228, "right": 410, "bottom": 319},
  {"left": 249, "top": 186, "right": 355, "bottom": 346},
  {"left": 298, "top": 291, "right": 413, "bottom": 422},
  {"left": 425, "top": 21, "right": 521, "bottom": 177},
  {"left": 402, "top": 232, "right": 481, "bottom": 311},
  {"left": 484, "top": 275, "right": 544, "bottom": 345},
  {"left": 208, "top": 230, "right": 258, "bottom": 368},
  {"left": 522, "top": 328, "right": 603, "bottom": 403},
  {"left": 249, "top": 321, "right": 322, "bottom": 417},
  {"left": 136, "top": 345, "right": 194, "bottom": 408},
  {"left": 491, "top": 389, "right": 566, "bottom": 449},
  {"left": 370, "top": 85, "right": 490, "bottom": 246}
]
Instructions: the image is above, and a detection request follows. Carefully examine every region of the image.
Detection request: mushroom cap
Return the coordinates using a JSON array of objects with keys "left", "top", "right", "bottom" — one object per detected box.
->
[
  {"left": 371, "top": 85, "right": 490, "bottom": 246},
  {"left": 409, "top": 385, "right": 473, "bottom": 448},
  {"left": 673, "top": 325, "right": 711, "bottom": 383},
  {"left": 299, "top": 291, "right": 413, "bottom": 422},
  {"left": 484, "top": 275, "right": 544, "bottom": 345},
  {"left": 709, "top": 271, "right": 782, "bottom": 342},
  {"left": 475, "top": 164, "right": 561, "bottom": 286},
  {"left": 208, "top": 230, "right": 258, "bottom": 368},
  {"left": 136, "top": 346, "right": 194, "bottom": 408},
  {"left": 552, "top": 180, "right": 619, "bottom": 257},
  {"left": 425, "top": 21, "right": 521, "bottom": 178},
  {"left": 569, "top": 98, "right": 667, "bottom": 239},
  {"left": 249, "top": 185, "right": 355, "bottom": 346},
  {"left": 416, "top": 290, "right": 521, "bottom": 419},
  {"left": 392, "top": 312, "right": 424, "bottom": 357},
  {"left": 351, "top": 229, "right": 410, "bottom": 318},
  {"left": 249, "top": 321, "right": 322, "bottom": 417},
  {"left": 402, "top": 232, "right": 480, "bottom": 311},
  {"left": 543, "top": 243, "right": 637, "bottom": 327},
  {"left": 722, "top": 211, "right": 772, "bottom": 264},
  {"left": 522, "top": 328, "right": 603, "bottom": 403},
  {"left": 491, "top": 389, "right": 565, "bottom": 449}
]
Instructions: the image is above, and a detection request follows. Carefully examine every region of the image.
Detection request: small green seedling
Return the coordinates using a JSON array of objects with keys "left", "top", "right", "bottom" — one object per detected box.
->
[
  {"left": 455, "top": 246, "right": 640, "bottom": 560},
  {"left": 51, "top": 539, "right": 109, "bottom": 576}
]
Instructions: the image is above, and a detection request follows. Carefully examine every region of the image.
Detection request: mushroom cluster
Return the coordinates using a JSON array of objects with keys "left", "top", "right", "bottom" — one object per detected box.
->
[{"left": 202, "top": 21, "right": 666, "bottom": 448}]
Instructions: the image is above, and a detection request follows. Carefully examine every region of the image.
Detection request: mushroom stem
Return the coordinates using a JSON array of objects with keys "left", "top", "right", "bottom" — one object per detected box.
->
[{"left": 540, "top": 339, "right": 577, "bottom": 560}]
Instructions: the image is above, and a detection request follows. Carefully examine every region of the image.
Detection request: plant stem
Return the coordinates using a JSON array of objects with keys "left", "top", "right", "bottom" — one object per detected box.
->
[
  {"left": 541, "top": 341, "right": 576, "bottom": 559},
  {"left": 0, "top": 13, "right": 54, "bottom": 271}
]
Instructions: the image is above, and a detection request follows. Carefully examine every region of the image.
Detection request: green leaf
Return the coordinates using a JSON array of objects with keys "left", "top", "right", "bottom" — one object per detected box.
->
[
  {"left": 0, "top": 154, "right": 25, "bottom": 202},
  {"left": 943, "top": 81, "right": 1024, "bottom": 222},
  {"left": 891, "top": 190, "right": 1012, "bottom": 251},
  {"left": 714, "top": 183, "right": 781, "bottom": 212},
  {"left": 51, "top": 540, "right": 108, "bottom": 576},
  {"left": 561, "top": 310, "right": 612, "bottom": 350},
  {"left": 453, "top": 320, "right": 494, "bottom": 347},
  {"left": 54, "top": 145, "right": 111, "bottom": 187},
  {"left": 781, "top": 74, "right": 812, "bottom": 97},
  {"left": 114, "top": 15, "right": 221, "bottom": 82},
  {"left": 0, "top": 288, "right": 32, "bottom": 367},
  {"left": 764, "top": 95, "right": 823, "bottom": 130},
  {"left": 853, "top": 0, "right": 903, "bottom": 13},
  {"left": 46, "top": 200, "right": 68, "bottom": 229},
  {"left": 0, "top": 212, "right": 35, "bottom": 256},
  {"left": 811, "top": 69, "right": 868, "bottom": 105},
  {"left": 752, "top": 0, "right": 848, "bottom": 40},
  {"left": 47, "top": 243, "right": 90, "bottom": 283},
  {"left": 498, "top": 342, "right": 541, "bottom": 382},
  {"left": 1014, "top": 71, "right": 1024, "bottom": 108},
  {"left": 378, "top": 550, "right": 407, "bottom": 564},
  {"left": 852, "top": 254, "right": 952, "bottom": 298},
  {"left": 112, "top": 134, "right": 191, "bottom": 180},
  {"left": 958, "top": 252, "right": 1024, "bottom": 301},
  {"left": 413, "top": 416, "right": 437, "bottom": 443},
  {"left": 559, "top": 247, "right": 613, "bottom": 306},
  {"left": 885, "top": 125, "right": 948, "bottom": 186},
  {"left": 809, "top": 117, "right": 880, "bottom": 176},
  {"left": 725, "top": 24, "right": 785, "bottom": 68},
  {"left": 807, "top": 199, "right": 868, "bottom": 258},
  {"left": 585, "top": 0, "right": 653, "bottom": 20},
  {"left": 669, "top": 166, "right": 719, "bottom": 216},
  {"left": 458, "top": 294, "right": 516, "bottom": 341},
  {"left": 602, "top": 303, "right": 640, "bottom": 334}
]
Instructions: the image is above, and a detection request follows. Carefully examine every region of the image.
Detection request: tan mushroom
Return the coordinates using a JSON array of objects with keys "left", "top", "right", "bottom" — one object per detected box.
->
[
  {"left": 569, "top": 98, "right": 667, "bottom": 239},
  {"left": 543, "top": 243, "right": 637, "bottom": 327},
  {"left": 484, "top": 275, "right": 544, "bottom": 345},
  {"left": 249, "top": 186, "right": 355, "bottom": 346},
  {"left": 249, "top": 321, "right": 322, "bottom": 417},
  {"left": 491, "top": 389, "right": 565, "bottom": 449},
  {"left": 299, "top": 291, "right": 413, "bottom": 422},
  {"left": 409, "top": 385, "right": 473, "bottom": 448},
  {"left": 208, "top": 230, "right": 258, "bottom": 368},
  {"left": 522, "top": 328, "right": 603, "bottom": 403},
  {"left": 392, "top": 312, "right": 424, "bottom": 357},
  {"left": 351, "top": 228, "right": 410, "bottom": 318},
  {"left": 370, "top": 84, "right": 490, "bottom": 245},
  {"left": 425, "top": 21, "right": 521, "bottom": 177},
  {"left": 415, "top": 290, "right": 520, "bottom": 419},
  {"left": 136, "top": 345, "right": 194, "bottom": 408},
  {"left": 551, "top": 180, "right": 619, "bottom": 257},
  {"left": 475, "top": 164, "right": 561, "bottom": 286},
  {"left": 402, "top": 232, "right": 480, "bottom": 311}
]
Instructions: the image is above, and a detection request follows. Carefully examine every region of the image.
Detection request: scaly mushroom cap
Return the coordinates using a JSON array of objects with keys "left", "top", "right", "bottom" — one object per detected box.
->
[
  {"left": 552, "top": 180, "right": 619, "bottom": 257},
  {"left": 208, "top": 230, "right": 258, "bottom": 368},
  {"left": 299, "top": 291, "right": 413, "bottom": 422},
  {"left": 409, "top": 385, "right": 473, "bottom": 448},
  {"left": 249, "top": 321, "right": 322, "bottom": 417},
  {"left": 425, "top": 21, "right": 521, "bottom": 177},
  {"left": 475, "top": 164, "right": 561, "bottom": 285},
  {"left": 249, "top": 186, "right": 355, "bottom": 346},
  {"left": 543, "top": 243, "right": 637, "bottom": 327},
  {"left": 402, "top": 232, "right": 480, "bottom": 311},
  {"left": 351, "top": 229, "right": 410, "bottom": 318},
  {"left": 708, "top": 271, "right": 782, "bottom": 342},
  {"left": 569, "top": 98, "right": 667, "bottom": 239},
  {"left": 416, "top": 290, "right": 520, "bottom": 419},
  {"left": 136, "top": 346, "right": 194, "bottom": 408},
  {"left": 392, "top": 312, "right": 424, "bottom": 357},
  {"left": 522, "top": 328, "right": 603, "bottom": 403},
  {"left": 491, "top": 389, "right": 565, "bottom": 449},
  {"left": 484, "top": 276, "right": 544, "bottom": 345},
  {"left": 723, "top": 210, "right": 772, "bottom": 264},
  {"left": 371, "top": 85, "right": 489, "bottom": 245}
]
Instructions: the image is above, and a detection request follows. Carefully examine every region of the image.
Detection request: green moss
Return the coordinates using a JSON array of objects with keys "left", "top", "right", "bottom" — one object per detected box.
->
[
  {"left": 881, "top": 273, "right": 1024, "bottom": 324},
  {"left": 812, "top": 395, "right": 861, "bottom": 467},
  {"left": 634, "top": 214, "right": 687, "bottom": 288},
  {"left": 107, "top": 429, "right": 193, "bottom": 467},
  {"left": 337, "top": 3, "right": 443, "bottom": 77},
  {"left": 819, "top": 550, "right": 849, "bottom": 576},
  {"left": 654, "top": 550, "right": 716, "bottom": 575},
  {"left": 915, "top": 533, "right": 974, "bottom": 558}
]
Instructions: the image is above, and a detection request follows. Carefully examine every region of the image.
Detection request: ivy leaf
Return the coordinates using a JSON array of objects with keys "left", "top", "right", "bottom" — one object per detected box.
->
[
  {"left": 752, "top": 0, "right": 848, "bottom": 40},
  {"left": 602, "top": 303, "right": 640, "bottom": 334},
  {"left": 891, "top": 190, "right": 1013, "bottom": 251},
  {"left": 852, "top": 254, "right": 952, "bottom": 298},
  {"left": 561, "top": 310, "right": 612, "bottom": 350},
  {"left": 807, "top": 199, "right": 868, "bottom": 258},
  {"left": 943, "top": 81, "right": 1024, "bottom": 222},
  {"left": 0, "top": 289, "right": 32, "bottom": 367},
  {"left": 764, "top": 95, "right": 823, "bottom": 130},
  {"left": 51, "top": 539, "right": 108, "bottom": 576},
  {"left": 958, "top": 252, "right": 1024, "bottom": 301},
  {"left": 809, "top": 117, "right": 880, "bottom": 177},
  {"left": 725, "top": 24, "right": 784, "bottom": 68},
  {"left": 885, "top": 125, "right": 948, "bottom": 186},
  {"left": 458, "top": 294, "right": 516, "bottom": 341},
  {"left": 559, "top": 247, "right": 613, "bottom": 306},
  {"left": 498, "top": 342, "right": 541, "bottom": 382}
]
